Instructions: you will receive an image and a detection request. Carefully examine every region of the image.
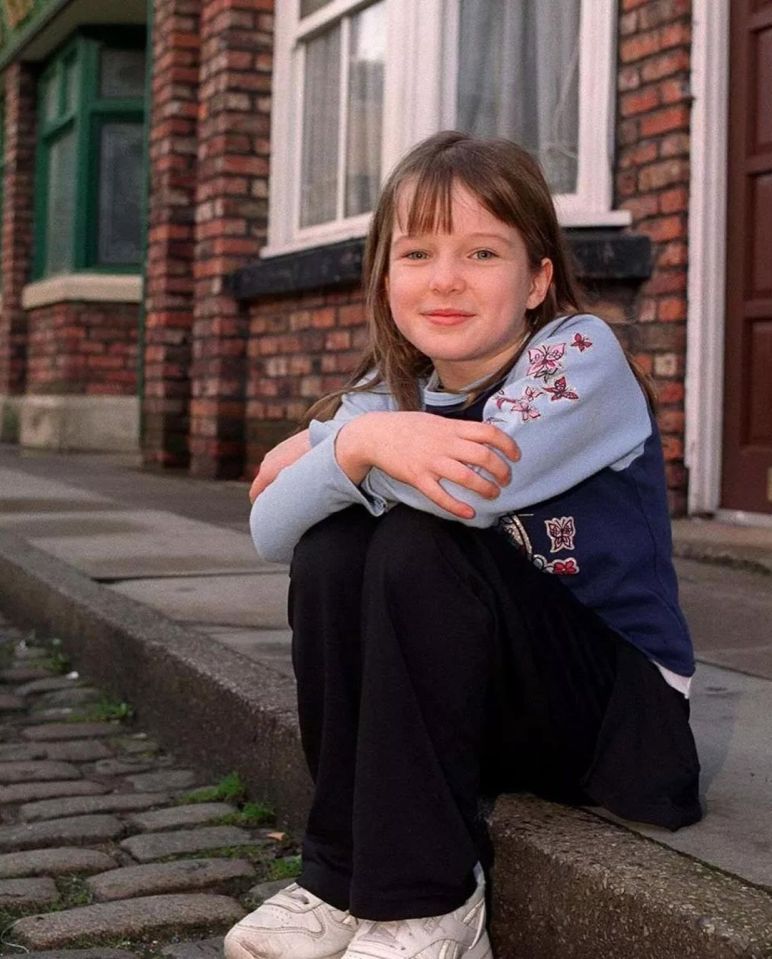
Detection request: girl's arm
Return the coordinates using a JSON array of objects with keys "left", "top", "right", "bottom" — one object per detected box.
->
[
  {"left": 353, "top": 314, "right": 653, "bottom": 527},
  {"left": 248, "top": 387, "right": 518, "bottom": 562}
]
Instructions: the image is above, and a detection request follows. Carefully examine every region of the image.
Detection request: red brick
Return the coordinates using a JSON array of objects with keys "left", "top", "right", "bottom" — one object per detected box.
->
[
  {"left": 621, "top": 86, "right": 660, "bottom": 117},
  {"left": 641, "top": 48, "right": 690, "bottom": 83},
  {"left": 658, "top": 297, "right": 687, "bottom": 322},
  {"left": 639, "top": 215, "right": 684, "bottom": 243},
  {"left": 640, "top": 104, "right": 690, "bottom": 137},
  {"left": 660, "top": 186, "right": 689, "bottom": 213}
]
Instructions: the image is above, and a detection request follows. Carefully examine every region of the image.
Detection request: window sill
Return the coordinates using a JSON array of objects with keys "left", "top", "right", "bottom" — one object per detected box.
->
[
  {"left": 229, "top": 229, "right": 651, "bottom": 302},
  {"left": 22, "top": 273, "right": 142, "bottom": 310}
]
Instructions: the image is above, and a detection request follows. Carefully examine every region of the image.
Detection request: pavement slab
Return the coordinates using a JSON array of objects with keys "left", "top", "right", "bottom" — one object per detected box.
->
[
  {"left": 160, "top": 938, "right": 225, "bottom": 958},
  {"left": 87, "top": 858, "right": 255, "bottom": 901},
  {"left": 20, "top": 791, "right": 170, "bottom": 822},
  {"left": 0, "top": 779, "right": 107, "bottom": 804},
  {"left": 0, "top": 847, "right": 117, "bottom": 879},
  {"left": 16, "top": 676, "right": 80, "bottom": 697},
  {"left": 23, "top": 722, "right": 122, "bottom": 741},
  {"left": 43, "top": 739, "right": 113, "bottom": 762},
  {"left": 0, "top": 760, "right": 81, "bottom": 783},
  {"left": 124, "top": 769, "right": 197, "bottom": 792},
  {"left": 12, "top": 893, "right": 245, "bottom": 949},
  {"left": 36, "top": 686, "right": 102, "bottom": 708},
  {"left": 126, "top": 802, "right": 236, "bottom": 832},
  {"left": 0, "top": 814, "right": 124, "bottom": 851},
  {"left": 0, "top": 742, "right": 48, "bottom": 761},
  {"left": 120, "top": 825, "right": 259, "bottom": 862},
  {"left": 14, "top": 951, "right": 135, "bottom": 959},
  {"left": 0, "top": 692, "right": 25, "bottom": 711},
  {"left": 0, "top": 876, "right": 58, "bottom": 910},
  {"left": 247, "top": 878, "right": 294, "bottom": 902},
  {"left": 0, "top": 665, "right": 53, "bottom": 682},
  {"left": 108, "top": 571, "right": 290, "bottom": 629},
  {"left": 91, "top": 757, "right": 158, "bottom": 777}
]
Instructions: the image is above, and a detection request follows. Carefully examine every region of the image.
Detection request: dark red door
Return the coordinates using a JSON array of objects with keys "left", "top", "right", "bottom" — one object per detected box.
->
[{"left": 722, "top": 0, "right": 772, "bottom": 513}]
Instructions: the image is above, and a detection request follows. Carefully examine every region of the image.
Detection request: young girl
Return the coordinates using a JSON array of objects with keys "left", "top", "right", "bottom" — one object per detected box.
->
[{"left": 224, "top": 131, "right": 701, "bottom": 959}]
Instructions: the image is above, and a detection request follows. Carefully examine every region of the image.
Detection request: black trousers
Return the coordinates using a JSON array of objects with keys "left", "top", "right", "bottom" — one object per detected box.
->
[{"left": 289, "top": 505, "right": 700, "bottom": 921}]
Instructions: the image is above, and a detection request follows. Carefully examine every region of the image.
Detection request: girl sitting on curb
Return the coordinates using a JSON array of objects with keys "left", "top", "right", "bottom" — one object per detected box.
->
[{"left": 225, "top": 130, "right": 701, "bottom": 959}]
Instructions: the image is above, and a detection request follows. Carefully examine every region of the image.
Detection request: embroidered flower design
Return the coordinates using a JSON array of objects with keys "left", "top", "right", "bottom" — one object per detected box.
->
[
  {"left": 545, "top": 557, "right": 580, "bottom": 575},
  {"left": 494, "top": 385, "right": 543, "bottom": 422},
  {"left": 545, "top": 516, "right": 576, "bottom": 553},
  {"left": 571, "top": 332, "right": 592, "bottom": 352},
  {"left": 543, "top": 376, "right": 579, "bottom": 402},
  {"left": 527, "top": 342, "right": 566, "bottom": 380}
]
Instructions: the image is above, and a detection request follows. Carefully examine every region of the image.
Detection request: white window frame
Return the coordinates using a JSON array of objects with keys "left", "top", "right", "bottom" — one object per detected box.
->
[{"left": 266, "top": 0, "right": 627, "bottom": 258}]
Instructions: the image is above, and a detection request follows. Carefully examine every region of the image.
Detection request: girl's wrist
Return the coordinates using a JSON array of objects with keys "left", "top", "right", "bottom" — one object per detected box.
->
[{"left": 334, "top": 415, "right": 375, "bottom": 485}]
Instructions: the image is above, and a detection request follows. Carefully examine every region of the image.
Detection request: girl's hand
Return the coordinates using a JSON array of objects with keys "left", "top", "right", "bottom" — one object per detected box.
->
[
  {"left": 249, "top": 430, "right": 311, "bottom": 503},
  {"left": 335, "top": 411, "right": 520, "bottom": 519}
]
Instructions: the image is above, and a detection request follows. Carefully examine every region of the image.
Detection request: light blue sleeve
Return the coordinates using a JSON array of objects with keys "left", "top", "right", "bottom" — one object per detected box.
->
[
  {"left": 359, "top": 315, "right": 653, "bottom": 527},
  {"left": 249, "top": 383, "right": 394, "bottom": 563},
  {"left": 308, "top": 379, "right": 396, "bottom": 446}
]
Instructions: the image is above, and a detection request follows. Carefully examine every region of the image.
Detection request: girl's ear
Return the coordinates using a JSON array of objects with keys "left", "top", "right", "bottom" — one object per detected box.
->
[{"left": 526, "top": 258, "right": 554, "bottom": 310}]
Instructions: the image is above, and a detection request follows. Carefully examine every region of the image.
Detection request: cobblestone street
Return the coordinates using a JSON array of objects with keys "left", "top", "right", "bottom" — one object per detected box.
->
[{"left": 0, "top": 613, "right": 298, "bottom": 958}]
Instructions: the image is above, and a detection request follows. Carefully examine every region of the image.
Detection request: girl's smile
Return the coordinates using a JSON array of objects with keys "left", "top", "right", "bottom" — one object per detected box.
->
[{"left": 387, "top": 181, "right": 553, "bottom": 391}]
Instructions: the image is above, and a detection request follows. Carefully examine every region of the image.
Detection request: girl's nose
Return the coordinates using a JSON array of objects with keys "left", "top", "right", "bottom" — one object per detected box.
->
[{"left": 429, "top": 257, "right": 465, "bottom": 293}]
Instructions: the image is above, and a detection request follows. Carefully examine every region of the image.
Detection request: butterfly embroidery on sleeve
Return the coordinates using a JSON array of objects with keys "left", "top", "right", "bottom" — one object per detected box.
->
[
  {"left": 543, "top": 376, "right": 579, "bottom": 401},
  {"left": 545, "top": 516, "right": 576, "bottom": 553},
  {"left": 494, "top": 385, "right": 543, "bottom": 422},
  {"left": 570, "top": 332, "right": 592, "bottom": 352},
  {"left": 526, "top": 342, "right": 566, "bottom": 380}
]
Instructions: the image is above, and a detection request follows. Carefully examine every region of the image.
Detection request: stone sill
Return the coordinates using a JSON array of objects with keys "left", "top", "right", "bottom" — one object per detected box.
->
[
  {"left": 22, "top": 274, "right": 143, "bottom": 310},
  {"left": 229, "top": 230, "right": 652, "bottom": 302}
]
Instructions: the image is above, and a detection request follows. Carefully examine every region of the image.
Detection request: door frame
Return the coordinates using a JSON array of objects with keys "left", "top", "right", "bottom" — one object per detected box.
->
[{"left": 685, "top": 0, "right": 730, "bottom": 515}]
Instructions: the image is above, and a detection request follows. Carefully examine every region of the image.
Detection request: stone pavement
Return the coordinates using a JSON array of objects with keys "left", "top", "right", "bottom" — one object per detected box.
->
[
  {"left": 0, "top": 619, "right": 297, "bottom": 957},
  {"left": 0, "top": 445, "right": 771, "bottom": 956}
]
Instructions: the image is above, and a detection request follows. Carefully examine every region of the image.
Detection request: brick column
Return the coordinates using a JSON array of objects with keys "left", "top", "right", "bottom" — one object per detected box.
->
[
  {"left": 143, "top": 0, "right": 202, "bottom": 469},
  {"left": 0, "top": 63, "right": 36, "bottom": 399},
  {"left": 190, "top": 0, "right": 273, "bottom": 479},
  {"left": 615, "top": 0, "right": 692, "bottom": 513}
]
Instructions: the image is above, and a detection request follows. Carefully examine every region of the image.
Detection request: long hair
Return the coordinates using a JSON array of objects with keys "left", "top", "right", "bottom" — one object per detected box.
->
[{"left": 302, "top": 130, "right": 652, "bottom": 423}]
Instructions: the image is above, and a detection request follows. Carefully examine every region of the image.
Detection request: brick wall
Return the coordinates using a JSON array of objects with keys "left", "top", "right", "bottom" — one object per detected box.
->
[
  {"left": 245, "top": 290, "right": 367, "bottom": 474},
  {"left": 143, "top": 0, "right": 202, "bottom": 469},
  {"left": 26, "top": 303, "right": 138, "bottom": 396},
  {"left": 615, "top": 0, "right": 692, "bottom": 513},
  {"left": 190, "top": 0, "right": 273, "bottom": 478},
  {"left": 0, "top": 63, "right": 36, "bottom": 397},
  {"left": 244, "top": 3, "right": 694, "bottom": 511}
]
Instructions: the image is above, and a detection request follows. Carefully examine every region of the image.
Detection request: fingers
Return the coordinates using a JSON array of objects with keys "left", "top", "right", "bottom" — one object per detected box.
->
[
  {"left": 460, "top": 422, "right": 521, "bottom": 461},
  {"left": 440, "top": 459, "right": 501, "bottom": 499},
  {"left": 417, "top": 477, "right": 476, "bottom": 519},
  {"left": 249, "top": 472, "right": 268, "bottom": 504},
  {"left": 455, "top": 440, "right": 511, "bottom": 487}
]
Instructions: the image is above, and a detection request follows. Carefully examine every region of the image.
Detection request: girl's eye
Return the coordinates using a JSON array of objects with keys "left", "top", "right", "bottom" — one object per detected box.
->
[
  {"left": 404, "top": 250, "right": 429, "bottom": 261},
  {"left": 472, "top": 249, "right": 497, "bottom": 261}
]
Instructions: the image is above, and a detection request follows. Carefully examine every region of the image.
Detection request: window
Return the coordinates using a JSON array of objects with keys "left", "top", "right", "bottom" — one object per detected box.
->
[
  {"left": 34, "top": 29, "right": 146, "bottom": 279},
  {"left": 268, "top": 0, "right": 624, "bottom": 255}
]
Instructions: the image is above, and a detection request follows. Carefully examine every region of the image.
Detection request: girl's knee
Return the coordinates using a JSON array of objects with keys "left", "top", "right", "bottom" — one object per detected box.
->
[
  {"left": 292, "top": 506, "right": 376, "bottom": 590},
  {"left": 366, "top": 506, "right": 463, "bottom": 585}
]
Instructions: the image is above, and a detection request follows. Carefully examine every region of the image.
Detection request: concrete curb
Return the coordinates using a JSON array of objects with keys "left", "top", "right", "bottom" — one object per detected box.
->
[
  {"left": 0, "top": 529, "right": 312, "bottom": 832},
  {"left": 1, "top": 531, "right": 771, "bottom": 958}
]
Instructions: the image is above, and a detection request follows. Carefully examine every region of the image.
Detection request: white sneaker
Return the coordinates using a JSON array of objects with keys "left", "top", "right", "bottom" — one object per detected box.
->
[
  {"left": 224, "top": 881, "right": 360, "bottom": 959},
  {"left": 343, "top": 871, "right": 492, "bottom": 959}
]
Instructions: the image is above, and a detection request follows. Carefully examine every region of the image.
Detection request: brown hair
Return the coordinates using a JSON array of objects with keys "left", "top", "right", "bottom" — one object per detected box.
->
[{"left": 302, "top": 130, "right": 652, "bottom": 423}]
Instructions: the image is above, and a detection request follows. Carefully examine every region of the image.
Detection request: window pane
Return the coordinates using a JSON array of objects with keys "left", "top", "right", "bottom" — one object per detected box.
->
[
  {"left": 301, "top": 0, "right": 334, "bottom": 17},
  {"left": 41, "top": 72, "right": 59, "bottom": 124},
  {"left": 45, "top": 129, "right": 76, "bottom": 275},
  {"left": 456, "top": 0, "right": 580, "bottom": 194},
  {"left": 100, "top": 48, "right": 146, "bottom": 99},
  {"left": 345, "top": 1, "right": 385, "bottom": 217},
  {"left": 63, "top": 55, "right": 77, "bottom": 114},
  {"left": 98, "top": 122, "right": 144, "bottom": 264},
  {"left": 300, "top": 24, "right": 341, "bottom": 227}
]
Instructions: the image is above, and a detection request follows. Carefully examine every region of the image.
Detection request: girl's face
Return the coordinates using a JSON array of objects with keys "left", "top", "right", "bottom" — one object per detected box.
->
[{"left": 387, "top": 181, "right": 553, "bottom": 391}]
